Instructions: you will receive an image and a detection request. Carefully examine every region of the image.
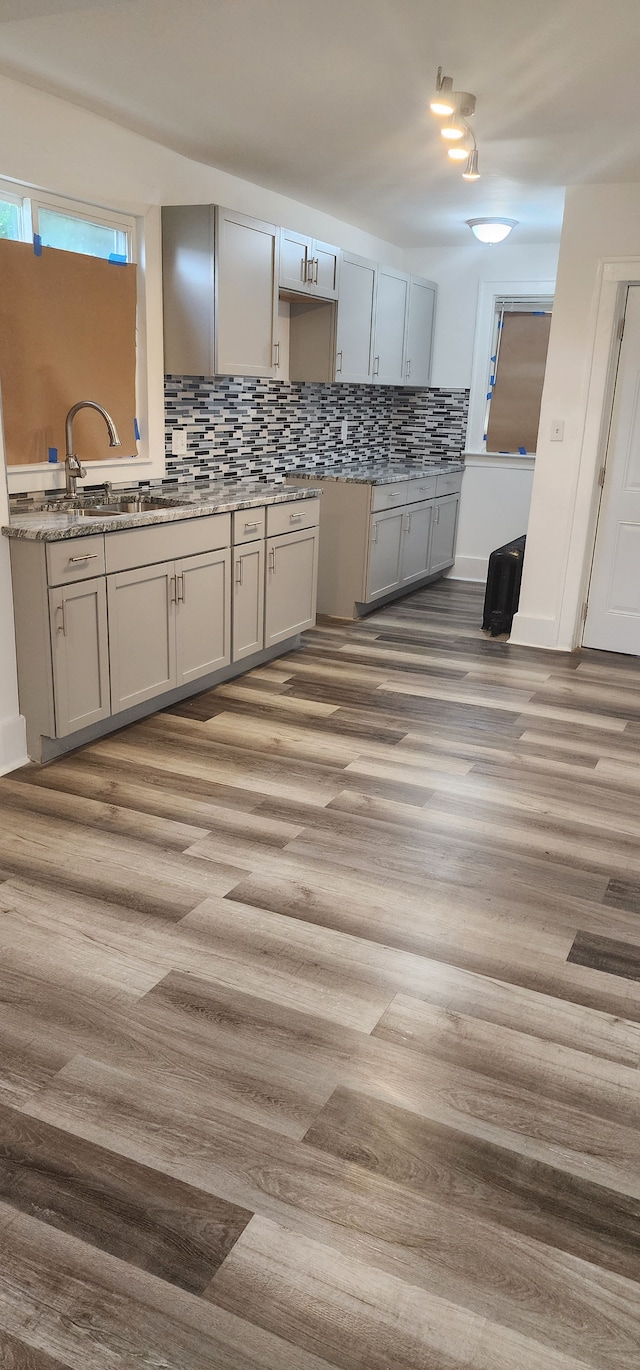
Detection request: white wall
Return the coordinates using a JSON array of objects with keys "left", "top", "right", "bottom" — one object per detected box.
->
[
  {"left": 0, "top": 393, "right": 27, "bottom": 773},
  {"left": 511, "top": 184, "right": 640, "bottom": 650},
  {"left": 404, "top": 239, "right": 559, "bottom": 579}
]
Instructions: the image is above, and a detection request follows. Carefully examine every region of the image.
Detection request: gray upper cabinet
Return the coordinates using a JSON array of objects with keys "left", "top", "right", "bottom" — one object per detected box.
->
[
  {"left": 216, "top": 207, "right": 279, "bottom": 378},
  {"left": 162, "top": 205, "right": 215, "bottom": 376},
  {"left": 335, "top": 252, "right": 377, "bottom": 383},
  {"left": 373, "top": 267, "right": 410, "bottom": 386},
  {"left": 279, "top": 230, "right": 340, "bottom": 299},
  {"left": 404, "top": 275, "right": 437, "bottom": 386}
]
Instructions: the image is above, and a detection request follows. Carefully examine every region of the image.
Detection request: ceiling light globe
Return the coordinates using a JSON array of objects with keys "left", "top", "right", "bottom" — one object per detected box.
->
[{"left": 466, "top": 218, "right": 518, "bottom": 244}]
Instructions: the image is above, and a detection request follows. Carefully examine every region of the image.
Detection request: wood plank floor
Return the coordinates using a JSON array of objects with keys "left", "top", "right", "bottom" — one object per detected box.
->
[{"left": 1, "top": 578, "right": 640, "bottom": 1368}]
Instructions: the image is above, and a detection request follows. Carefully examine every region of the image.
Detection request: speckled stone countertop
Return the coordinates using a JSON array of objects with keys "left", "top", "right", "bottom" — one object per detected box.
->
[
  {"left": 2, "top": 480, "right": 321, "bottom": 542},
  {"left": 293, "top": 457, "right": 464, "bottom": 485}
]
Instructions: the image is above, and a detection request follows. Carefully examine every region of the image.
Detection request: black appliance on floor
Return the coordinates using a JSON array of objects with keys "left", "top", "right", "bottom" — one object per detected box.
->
[{"left": 482, "top": 535, "right": 526, "bottom": 637}]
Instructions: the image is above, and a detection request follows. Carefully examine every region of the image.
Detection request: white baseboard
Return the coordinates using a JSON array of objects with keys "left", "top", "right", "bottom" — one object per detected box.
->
[
  {"left": 447, "top": 555, "right": 488, "bottom": 582},
  {"left": 0, "top": 713, "right": 28, "bottom": 775},
  {"left": 509, "top": 611, "right": 558, "bottom": 649}
]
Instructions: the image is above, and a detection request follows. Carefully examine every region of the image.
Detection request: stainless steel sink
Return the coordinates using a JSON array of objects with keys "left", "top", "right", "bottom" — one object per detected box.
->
[{"left": 75, "top": 496, "right": 172, "bottom": 517}]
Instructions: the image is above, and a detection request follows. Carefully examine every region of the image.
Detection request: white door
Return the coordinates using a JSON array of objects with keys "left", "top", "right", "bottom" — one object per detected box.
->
[
  {"left": 49, "top": 577, "right": 110, "bottom": 736},
  {"left": 400, "top": 502, "right": 433, "bottom": 585},
  {"left": 584, "top": 287, "right": 640, "bottom": 653},
  {"left": 233, "top": 539, "right": 265, "bottom": 661},
  {"left": 405, "top": 276, "right": 436, "bottom": 386},
  {"left": 107, "top": 562, "right": 177, "bottom": 712},
  {"left": 366, "top": 508, "right": 404, "bottom": 600},
  {"left": 335, "top": 252, "right": 376, "bottom": 383},
  {"left": 373, "top": 268, "right": 409, "bottom": 385},
  {"left": 265, "top": 528, "right": 318, "bottom": 646},
  {"left": 429, "top": 495, "right": 459, "bottom": 575},
  {"left": 216, "top": 208, "right": 279, "bottom": 378},
  {"left": 176, "top": 549, "right": 231, "bottom": 684}
]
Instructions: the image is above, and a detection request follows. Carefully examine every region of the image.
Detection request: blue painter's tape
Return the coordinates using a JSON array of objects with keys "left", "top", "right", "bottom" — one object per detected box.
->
[
  {"left": 108, "top": 252, "right": 127, "bottom": 264},
  {"left": 486, "top": 392, "right": 493, "bottom": 401},
  {"left": 519, "top": 446, "right": 527, "bottom": 454},
  {"left": 47, "top": 447, "right": 58, "bottom": 463},
  {"left": 532, "top": 310, "right": 546, "bottom": 315},
  {"left": 490, "top": 355, "right": 496, "bottom": 363},
  {"left": 490, "top": 375, "right": 495, "bottom": 385},
  {"left": 134, "top": 417, "right": 141, "bottom": 441},
  {"left": 483, "top": 433, "right": 488, "bottom": 441},
  {"left": 497, "top": 320, "right": 503, "bottom": 329},
  {"left": 33, "top": 234, "right": 42, "bottom": 256}
]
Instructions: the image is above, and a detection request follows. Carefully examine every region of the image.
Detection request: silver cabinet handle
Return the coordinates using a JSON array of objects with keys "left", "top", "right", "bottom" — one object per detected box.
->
[
  {"left": 302, "top": 254, "right": 309, "bottom": 283},
  {"left": 243, "top": 520, "right": 259, "bottom": 531},
  {"left": 56, "top": 601, "right": 66, "bottom": 636},
  {"left": 177, "top": 572, "right": 185, "bottom": 603},
  {"left": 313, "top": 257, "right": 319, "bottom": 285},
  {"left": 273, "top": 341, "right": 280, "bottom": 369},
  {"left": 335, "top": 350, "right": 343, "bottom": 375},
  {"left": 373, "top": 355, "right": 380, "bottom": 377},
  {"left": 386, "top": 491, "right": 396, "bottom": 500},
  {"left": 236, "top": 557, "right": 243, "bottom": 586},
  {"left": 406, "top": 358, "right": 411, "bottom": 379},
  {"left": 268, "top": 547, "right": 276, "bottom": 572},
  {"left": 289, "top": 512, "right": 303, "bottom": 522},
  {"left": 170, "top": 575, "right": 177, "bottom": 604},
  {"left": 373, "top": 522, "right": 379, "bottom": 544},
  {"left": 436, "top": 505, "right": 440, "bottom": 524},
  {"left": 69, "top": 552, "right": 98, "bottom": 563}
]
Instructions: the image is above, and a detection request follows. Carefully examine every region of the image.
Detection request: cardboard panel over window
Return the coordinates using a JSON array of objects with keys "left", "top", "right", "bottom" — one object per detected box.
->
[
  {"left": 486, "top": 312, "right": 552, "bottom": 455},
  {"left": 0, "top": 238, "right": 137, "bottom": 466}
]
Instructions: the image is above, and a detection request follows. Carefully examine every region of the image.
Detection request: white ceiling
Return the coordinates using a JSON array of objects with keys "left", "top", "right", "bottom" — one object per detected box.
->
[{"left": 0, "top": 0, "right": 639, "bottom": 246}]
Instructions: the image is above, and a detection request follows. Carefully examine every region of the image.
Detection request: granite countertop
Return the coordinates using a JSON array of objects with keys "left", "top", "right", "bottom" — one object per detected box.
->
[
  {"left": 2, "top": 480, "right": 321, "bottom": 542},
  {"left": 293, "top": 457, "right": 464, "bottom": 485}
]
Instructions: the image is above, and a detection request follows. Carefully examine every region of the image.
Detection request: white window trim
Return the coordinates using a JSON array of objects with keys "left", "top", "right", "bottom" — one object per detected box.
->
[
  {"left": 0, "top": 178, "right": 164, "bottom": 494},
  {"left": 465, "top": 278, "right": 556, "bottom": 461}
]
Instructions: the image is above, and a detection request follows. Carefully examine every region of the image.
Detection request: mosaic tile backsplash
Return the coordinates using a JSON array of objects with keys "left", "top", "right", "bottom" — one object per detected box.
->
[{"left": 164, "top": 377, "right": 469, "bottom": 482}]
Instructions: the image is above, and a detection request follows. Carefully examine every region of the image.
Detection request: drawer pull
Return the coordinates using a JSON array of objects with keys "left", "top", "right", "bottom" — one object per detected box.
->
[
  {"left": 69, "top": 552, "right": 98, "bottom": 563},
  {"left": 236, "top": 557, "right": 243, "bottom": 586},
  {"left": 244, "top": 521, "right": 259, "bottom": 531},
  {"left": 289, "top": 512, "right": 303, "bottom": 523},
  {"left": 56, "top": 602, "right": 66, "bottom": 636},
  {"left": 268, "top": 548, "right": 276, "bottom": 572}
]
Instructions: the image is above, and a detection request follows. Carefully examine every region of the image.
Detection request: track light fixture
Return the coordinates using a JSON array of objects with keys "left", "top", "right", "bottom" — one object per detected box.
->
[{"left": 430, "top": 68, "right": 480, "bottom": 180}]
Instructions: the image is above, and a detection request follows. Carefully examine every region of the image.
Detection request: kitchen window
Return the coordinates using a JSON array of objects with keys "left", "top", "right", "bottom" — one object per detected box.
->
[
  {"left": 466, "top": 278, "right": 556, "bottom": 458},
  {"left": 0, "top": 178, "right": 135, "bottom": 261}
]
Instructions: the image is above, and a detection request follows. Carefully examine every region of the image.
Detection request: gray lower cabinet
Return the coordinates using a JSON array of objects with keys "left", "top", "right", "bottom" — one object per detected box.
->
[
  {"left": 49, "top": 576, "right": 110, "bottom": 736},
  {"left": 429, "top": 493, "right": 460, "bottom": 575},
  {"left": 400, "top": 501, "right": 434, "bottom": 586},
  {"left": 265, "top": 526, "right": 319, "bottom": 646},
  {"left": 233, "top": 539, "right": 265, "bottom": 662},
  {"left": 108, "top": 549, "right": 232, "bottom": 712},
  {"left": 367, "top": 508, "right": 404, "bottom": 600}
]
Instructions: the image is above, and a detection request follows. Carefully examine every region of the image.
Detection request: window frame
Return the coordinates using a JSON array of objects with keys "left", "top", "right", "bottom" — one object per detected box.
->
[
  {"left": 0, "top": 176, "right": 163, "bottom": 494},
  {"left": 466, "top": 278, "right": 556, "bottom": 462}
]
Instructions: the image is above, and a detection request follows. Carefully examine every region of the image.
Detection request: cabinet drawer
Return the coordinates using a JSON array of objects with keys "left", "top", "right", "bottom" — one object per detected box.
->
[
  {"left": 406, "top": 475, "right": 437, "bottom": 504},
  {"left": 46, "top": 535, "right": 105, "bottom": 586},
  {"left": 266, "top": 498, "right": 320, "bottom": 538},
  {"left": 436, "top": 471, "right": 463, "bottom": 497},
  {"left": 371, "top": 482, "right": 409, "bottom": 512},
  {"left": 233, "top": 507, "right": 266, "bottom": 545},
  {"left": 105, "top": 513, "right": 231, "bottom": 573}
]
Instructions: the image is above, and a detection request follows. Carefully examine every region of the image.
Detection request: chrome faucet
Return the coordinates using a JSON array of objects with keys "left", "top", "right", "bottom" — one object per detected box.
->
[{"left": 64, "top": 401, "right": 121, "bottom": 496}]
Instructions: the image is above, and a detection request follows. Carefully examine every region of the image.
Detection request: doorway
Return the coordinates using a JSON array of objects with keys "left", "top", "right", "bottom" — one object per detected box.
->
[{"left": 583, "top": 285, "right": 640, "bottom": 654}]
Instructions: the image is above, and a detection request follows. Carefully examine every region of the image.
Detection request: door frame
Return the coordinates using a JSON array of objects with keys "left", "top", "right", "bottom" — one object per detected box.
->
[{"left": 556, "top": 261, "right": 640, "bottom": 650}]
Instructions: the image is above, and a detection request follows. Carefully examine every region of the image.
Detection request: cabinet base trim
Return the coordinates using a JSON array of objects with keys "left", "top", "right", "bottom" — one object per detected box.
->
[
  {"left": 352, "top": 565, "right": 452, "bottom": 619},
  {"left": 29, "top": 636, "right": 302, "bottom": 766}
]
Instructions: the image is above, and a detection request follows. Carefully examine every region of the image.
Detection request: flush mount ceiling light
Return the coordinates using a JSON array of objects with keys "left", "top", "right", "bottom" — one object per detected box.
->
[{"left": 467, "top": 217, "right": 518, "bottom": 244}]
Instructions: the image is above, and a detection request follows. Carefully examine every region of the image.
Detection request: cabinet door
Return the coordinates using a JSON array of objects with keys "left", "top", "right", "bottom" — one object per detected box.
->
[
  {"left": 373, "top": 267, "right": 409, "bottom": 385},
  {"left": 405, "top": 276, "right": 436, "bottom": 386},
  {"left": 216, "top": 208, "right": 279, "bottom": 378},
  {"left": 366, "top": 508, "right": 404, "bottom": 601},
  {"left": 279, "top": 228, "right": 312, "bottom": 294},
  {"left": 233, "top": 540, "right": 265, "bottom": 661},
  {"left": 429, "top": 494, "right": 460, "bottom": 574},
  {"left": 335, "top": 252, "right": 376, "bottom": 383},
  {"left": 312, "top": 240, "right": 340, "bottom": 300},
  {"left": 176, "top": 549, "right": 231, "bottom": 685},
  {"left": 49, "top": 577, "right": 110, "bottom": 737},
  {"left": 400, "top": 501, "right": 434, "bottom": 585},
  {"left": 265, "top": 528, "right": 318, "bottom": 647},
  {"left": 108, "top": 563, "right": 176, "bottom": 713}
]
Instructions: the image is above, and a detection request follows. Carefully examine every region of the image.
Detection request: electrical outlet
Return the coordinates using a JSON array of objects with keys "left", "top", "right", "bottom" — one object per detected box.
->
[
  {"left": 550, "top": 420, "right": 564, "bottom": 442},
  {"left": 341, "top": 420, "right": 349, "bottom": 444},
  {"left": 171, "top": 428, "right": 188, "bottom": 456}
]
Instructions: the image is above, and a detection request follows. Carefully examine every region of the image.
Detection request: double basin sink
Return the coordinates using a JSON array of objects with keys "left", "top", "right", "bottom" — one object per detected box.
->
[{"left": 45, "top": 494, "right": 181, "bottom": 518}]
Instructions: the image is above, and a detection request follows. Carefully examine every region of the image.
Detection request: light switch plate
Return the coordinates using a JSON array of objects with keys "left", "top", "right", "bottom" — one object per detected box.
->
[
  {"left": 550, "top": 420, "right": 564, "bottom": 442},
  {"left": 171, "top": 428, "right": 188, "bottom": 456}
]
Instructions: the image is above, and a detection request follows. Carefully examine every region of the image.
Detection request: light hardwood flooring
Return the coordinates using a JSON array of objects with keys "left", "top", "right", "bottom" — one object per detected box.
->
[{"left": 1, "top": 578, "right": 640, "bottom": 1367}]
